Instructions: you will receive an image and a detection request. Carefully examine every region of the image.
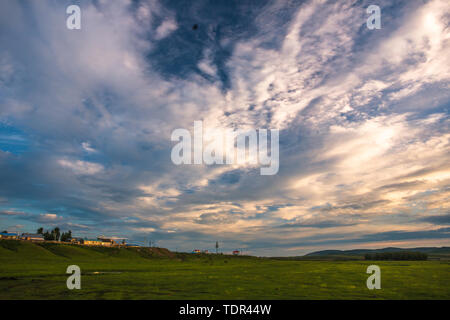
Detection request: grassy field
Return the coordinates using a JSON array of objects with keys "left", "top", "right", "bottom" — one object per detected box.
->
[{"left": 0, "top": 240, "right": 449, "bottom": 300}]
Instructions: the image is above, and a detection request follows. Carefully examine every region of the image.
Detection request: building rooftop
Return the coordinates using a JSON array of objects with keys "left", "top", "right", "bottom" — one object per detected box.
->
[
  {"left": 21, "top": 233, "right": 44, "bottom": 237},
  {"left": 0, "top": 232, "right": 18, "bottom": 236},
  {"left": 97, "top": 235, "right": 128, "bottom": 240}
]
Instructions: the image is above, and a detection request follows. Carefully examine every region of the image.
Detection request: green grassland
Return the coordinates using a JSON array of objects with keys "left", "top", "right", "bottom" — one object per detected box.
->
[{"left": 0, "top": 240, "right": 449, "bottom": 300}]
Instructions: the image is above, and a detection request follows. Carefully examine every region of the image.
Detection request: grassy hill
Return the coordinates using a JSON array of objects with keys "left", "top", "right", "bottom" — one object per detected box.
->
[
  {"left": 270, "top": 247, "right": 450, "bottom": 261},
  {"left": 1, "top": 240, "right": 449, "bottom": 299},
  {"left": 303, "top": 247, "right": 450, "bottom": 260},
  {"left": 306, "top": 247, "right": 450, "bottom": 256}
]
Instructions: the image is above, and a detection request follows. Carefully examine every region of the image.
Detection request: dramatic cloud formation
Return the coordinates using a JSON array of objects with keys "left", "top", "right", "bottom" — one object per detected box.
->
[{"left": 0, "top": 0, "right": 448, "bottom": 255}]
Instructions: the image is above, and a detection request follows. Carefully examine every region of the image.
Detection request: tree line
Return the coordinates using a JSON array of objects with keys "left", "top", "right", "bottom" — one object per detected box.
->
[
  {"left": 37, "top": 227, "right": 72, "bottom": 242},
  {"left": 364, "top": 251, "right": 427, "bottom": 260}
]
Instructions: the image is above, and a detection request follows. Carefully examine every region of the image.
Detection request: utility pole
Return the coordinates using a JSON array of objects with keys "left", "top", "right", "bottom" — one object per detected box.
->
[{"left": 215, "top": 241, "right": 219, "bottom": 254}]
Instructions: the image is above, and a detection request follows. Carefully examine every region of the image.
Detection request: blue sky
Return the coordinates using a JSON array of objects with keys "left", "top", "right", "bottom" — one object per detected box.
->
[{"left": 0, "top": 0, "right": 449, "bottom": 255}]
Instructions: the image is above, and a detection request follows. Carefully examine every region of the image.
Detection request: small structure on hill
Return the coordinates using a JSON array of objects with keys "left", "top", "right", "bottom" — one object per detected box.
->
[
  {"left": 0, "top": 232, "right": 19, "bottom": 239},
  {"left": 97, "top": 235, "right": 127, "bottom": 246},
  {"left": 21, "top": 233, "right": 44, "bottom": 241},
  {"left": 83, "top": 239, "right": 102, "bottom": 246},
  {"left": 82, "top": 235, "right": 127, "bottom": 246},
  {"left": 70, "top": 237, "right": 84, "bottom": 244},
  {"left": 232, "top": 250, "right": 240, "bottom": 255}
]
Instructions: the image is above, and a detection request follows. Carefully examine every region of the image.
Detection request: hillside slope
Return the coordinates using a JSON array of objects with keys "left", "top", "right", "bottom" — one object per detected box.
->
[{"left": 0, "top": 239, "right": 176, "bottom": 261}]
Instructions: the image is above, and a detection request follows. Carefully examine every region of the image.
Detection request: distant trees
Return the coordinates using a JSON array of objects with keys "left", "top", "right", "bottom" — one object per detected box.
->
[
  {"left": 60, "top": 230, "right": 72, "bottom": 242},
  {"left": 54, "top": 227, "right": 60, "bottom": 241},
  {"left": 364, "top": 252, "right": 427, "bottom": 261},
  {"left": 37, "top": 227, "right": 72, "bottom": 242},
  {"left": 43, "top": 230, "right": 51, "bottom": 240},
  {"left": 43, "top": 229, "right": 56, "bottom": 241}
]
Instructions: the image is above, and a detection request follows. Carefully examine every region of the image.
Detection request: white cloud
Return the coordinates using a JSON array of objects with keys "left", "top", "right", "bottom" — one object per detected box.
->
[
  {"left": 81, "top": 142, "right": 97, "bottom": 153},
  {"left": 38, "top": 213, "right": 62, "bottom": 221},
  {"left": 155, "top": 19, "right": 178, "bottom": 40},
  {"left": 58, "top": 159, "right": 103, "bottom": 175}
]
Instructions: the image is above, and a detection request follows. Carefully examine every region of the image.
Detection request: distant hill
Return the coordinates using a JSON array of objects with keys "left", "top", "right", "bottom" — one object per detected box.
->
[
  {"left": 271, "top": 246, "right": 450, "bottom": 261},
  {"left": 296, "top": 247, "right": 450, "bottom": 261},
  {"left": 306, "top": 247, "right": 450, "bottom": 256}
]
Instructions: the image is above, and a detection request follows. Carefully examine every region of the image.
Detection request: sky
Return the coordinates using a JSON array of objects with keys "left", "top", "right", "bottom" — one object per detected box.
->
[{"left": 0, "top": 0, "right": 449, "bottom": 256}]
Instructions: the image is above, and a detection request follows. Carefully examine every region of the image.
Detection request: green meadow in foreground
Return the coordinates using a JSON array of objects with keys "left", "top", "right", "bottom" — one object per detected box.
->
[{"left": 0, "top": 240, "right": 449, "bottom": 300}]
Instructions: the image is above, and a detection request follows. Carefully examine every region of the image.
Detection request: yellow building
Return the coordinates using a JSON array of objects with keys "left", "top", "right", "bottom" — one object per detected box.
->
[
  {"left": 83, "top": 240, "right": 102, "bottom": 246},
  {"left": 82, "top": 235, "right": 126, "bottom": 246},
  {"left": 97, "top": 235, "right": 127, "bottom": 246}
]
